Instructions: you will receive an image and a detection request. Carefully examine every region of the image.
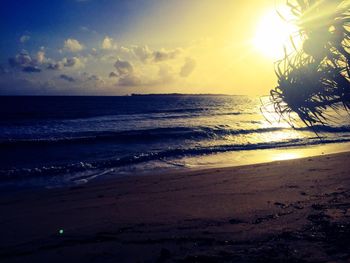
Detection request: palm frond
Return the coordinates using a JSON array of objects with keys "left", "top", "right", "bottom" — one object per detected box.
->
[{"left": 265, "top": 0, "right": 350, "bottom": 128}]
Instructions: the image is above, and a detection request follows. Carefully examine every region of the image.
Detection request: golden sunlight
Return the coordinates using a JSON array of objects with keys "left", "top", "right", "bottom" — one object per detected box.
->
[
  {"left": 253, "top": 8, "right": 300, "bottom": 60},
  {"left": 272, "top": 152, "right": 301, "bottom": 161}
]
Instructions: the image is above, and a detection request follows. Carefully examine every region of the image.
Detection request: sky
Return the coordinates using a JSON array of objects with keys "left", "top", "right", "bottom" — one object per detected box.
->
[{"left": 0, "top": 0, "right": 290, "bottom": 95}]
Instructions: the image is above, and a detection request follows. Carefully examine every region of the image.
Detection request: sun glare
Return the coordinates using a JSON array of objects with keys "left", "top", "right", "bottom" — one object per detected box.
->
[
  {"left": 272, "top": 152, "right": 301, "bottom": 161},
  {"left": 253, "top": 8, "right": 300, "bottom": 60}
]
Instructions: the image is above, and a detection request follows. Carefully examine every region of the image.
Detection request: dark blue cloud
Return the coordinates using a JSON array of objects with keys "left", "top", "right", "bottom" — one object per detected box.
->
[
  {"left": 60, "top": 74, "right": 75, "bottom": 82},
  {"left": 22, "top": 66, "right": 41, "bottom": 73}
]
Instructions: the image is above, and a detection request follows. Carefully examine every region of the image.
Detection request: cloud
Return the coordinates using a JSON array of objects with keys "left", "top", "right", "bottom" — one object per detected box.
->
[
  {"left": 4, "top": 39, "right": 194, "bottom": 92},
  {"left": 80, "top": 26, "right": 89, "bottom": 32},
  {"left": 111, "top": 58, "right": 147, "bottom": 87},
  {"left": 47, "top": 61, "right": 64, "bottom": 70},
  {"left": 109, "top": 72, "right": 118, "bottom": 78},
  {"left": 117, "top": 68, "right": 176, "bottom": 87},
  {"left": 36, "top": 51, "right": 45, "bottom": 64},
  {"left": 63, "top": 57, "right": 78, "bottom": 67},
  {"left": 153, "top": 48, "right": 182, "bottom": 62},
  {"left": 98, "top": 46, "right": 133, "bottom": 63},
  {"left": 180, "top": 57, "right": 196, "bottom": 77},
  {"left": 129, "top": 46, "right": 184, "bottom": 63},
  {"left": 79, "top": 26, "right": 97, "bottom": 34},
  {"left": 101, "top": 36, "right": 116, "bottom": 50},
  {"left": 63, "top": 57, "right": 85, "bottom": 68},
  {"left": 8, "top": 50, "right": 32, "bottom": 67},
  {"left": 20, "top": 35, "right": 30, "bottom": 43},
  {"left": 64, "top": 38, "right": 84, "bottom": 52},
  {"left": 87, "top": 74, "right": 100, "bottom": 81},
  {"left": 109, "top": 48, "right": 190, "bottom": 87},
  {"left": 132, "top": 45, "right": 153, "bottom": 62},
  {"left": 47, "top": 62, "right": 62, "bottom": 70},
  {"left": 81, "top": 72, "right": 103, "bottom": 83},
  {"left": 112, "top": 64, "right": 176, "bottom": 88},
  {"left": 91, "top": 48, "right": 98, "bottom": 55},
  {"left": 158, "top": 64, "right": 175, "bottom": 83},
  {"left": 8, "top": 50, "right": 46, "bottom": 73},
  {"left": 118, "top": 74, "right": 142, "bottom": 87},
  {"left": 114, "top": 59, "right": 133, "bottom": 76},
  {"left": 22, "top": 66, "right": 41, "bottom": 73},
  {"left": 119, "top": 46, "right": 132, "bottom": 56},
  {"left": 47, "top": 57, "right": 84, "bottom": 70},
  {"left": 60, "top": 74, "right": 75, "bottom": 82}
]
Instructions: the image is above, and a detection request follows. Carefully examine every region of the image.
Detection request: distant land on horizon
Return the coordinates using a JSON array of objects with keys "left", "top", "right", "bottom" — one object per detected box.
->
[{"left": 130, "top": 93, "right": 243, "bottom": 97}]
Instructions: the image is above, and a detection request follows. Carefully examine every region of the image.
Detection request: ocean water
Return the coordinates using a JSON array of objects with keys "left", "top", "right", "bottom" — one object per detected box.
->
[{"left": 1, "top": 95, "right": 350, "bottom": 188}]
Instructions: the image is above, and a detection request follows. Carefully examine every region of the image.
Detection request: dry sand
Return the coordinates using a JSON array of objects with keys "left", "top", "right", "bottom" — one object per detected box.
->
[{"left": 1, "top": 152, "right": 350, "bottom": 262}]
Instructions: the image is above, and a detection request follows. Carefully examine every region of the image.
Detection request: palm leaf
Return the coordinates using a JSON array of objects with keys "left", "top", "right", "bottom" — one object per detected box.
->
[{"left": 264, "top": 0, "right": 350, "bottom": 128}]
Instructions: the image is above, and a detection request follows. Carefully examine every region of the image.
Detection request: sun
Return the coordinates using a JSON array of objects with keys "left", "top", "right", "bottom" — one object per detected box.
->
[{"left": 253, "top": 8, "right": 300, "bottom": 60}]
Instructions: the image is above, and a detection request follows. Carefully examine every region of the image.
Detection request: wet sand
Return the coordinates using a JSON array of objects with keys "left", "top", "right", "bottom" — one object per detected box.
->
[{"left": 1, "top": 152, "right": 350, "bottom": 262}]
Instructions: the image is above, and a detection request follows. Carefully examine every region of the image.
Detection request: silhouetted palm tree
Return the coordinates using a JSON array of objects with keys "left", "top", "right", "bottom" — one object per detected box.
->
[{"left": 267, "top": 0, "right": 350, "bottom": 127}]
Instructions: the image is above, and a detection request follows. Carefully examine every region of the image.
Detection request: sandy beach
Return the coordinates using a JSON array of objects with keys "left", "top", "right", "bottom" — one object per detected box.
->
[
  {"left": 1, "top": 151, "right": 350, "bottom": 262},
  {"left": 1, "top": 0, "right": 350, "bottom": 261}
]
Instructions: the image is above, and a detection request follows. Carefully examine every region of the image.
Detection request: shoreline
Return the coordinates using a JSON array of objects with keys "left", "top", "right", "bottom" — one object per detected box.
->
[
  {"left": 170, "top": 140, "right": 350, "bottom": 170},
  {"left": 1, "top": 151, "right": 350, "bottom": 262},
  {"left": 3, "top": 141, "right": 350, "bottom": 191}
]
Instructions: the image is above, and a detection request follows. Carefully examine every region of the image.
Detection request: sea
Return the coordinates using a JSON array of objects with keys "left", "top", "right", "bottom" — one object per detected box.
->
[{"left": 1, "top": 95, "right": 350, "bottom": 188}]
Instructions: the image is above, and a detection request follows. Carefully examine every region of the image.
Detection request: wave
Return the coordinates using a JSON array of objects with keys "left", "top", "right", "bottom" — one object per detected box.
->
[
  {"left": 2, "top": 124, "right": 350, "bottom": 147},
  {"left": 1, "top": 136, "right": 350, "bottom": 180},
  {"left": 296, "top": 125, "right": 350, "bottom": 133},
  {"left": 0, "top": 126, "right": 290, "bottom": 146},
  {"left": 0, "top": 106, "right": 228, "bottom": 122}
]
